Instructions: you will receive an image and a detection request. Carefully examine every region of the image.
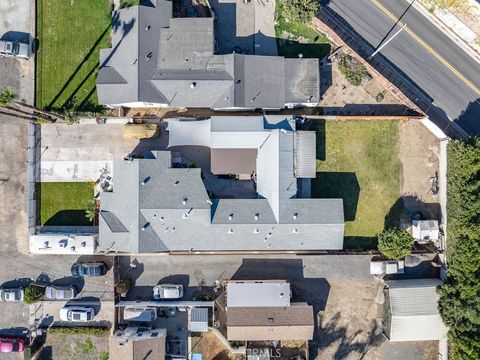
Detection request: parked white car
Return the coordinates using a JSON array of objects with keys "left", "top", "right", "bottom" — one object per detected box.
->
[
  {"left": 44, "top": 285, "right": 76, "bottom": 300},
  {"left": 0, "top": 40, "right": 30, "bottom": 59},
  {"left": 370, "top": 260, "right": 405, "bottom": 275},
  {"left": 0, "top": 288, "right": 24, "bottom": 302},
  {"left": 59, "top": 307, "right": 95, "bottom": 322},
  {"left": 153, "top": 284, "right": 183, "bottom": 300}
]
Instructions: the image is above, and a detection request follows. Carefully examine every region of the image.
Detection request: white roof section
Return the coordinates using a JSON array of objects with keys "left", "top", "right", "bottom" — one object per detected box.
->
[
  {"left": 387, "top": 279, "right": 448, "bottom": 342},
  {"left": 226, "top": 281, "right": 291, "bottom": 308},
  {"left": 189, "top": 307, "right": 209, "bottom": 332},
  {"left": 30, "top": 233, "right": 97, "bottom": 255}
]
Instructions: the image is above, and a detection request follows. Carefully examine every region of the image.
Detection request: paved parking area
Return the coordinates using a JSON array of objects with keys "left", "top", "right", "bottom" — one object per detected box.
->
[
  {"left": 0, "top": 0, "right": 34, "bottom": 104},
  {"left": 39, "top": 123, "right": 167, "bottom": 181}
]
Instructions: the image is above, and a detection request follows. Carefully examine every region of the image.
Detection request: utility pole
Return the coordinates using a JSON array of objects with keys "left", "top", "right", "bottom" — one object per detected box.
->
[{"left": 369, "top": 23, "right": 407, "bottom": 59}]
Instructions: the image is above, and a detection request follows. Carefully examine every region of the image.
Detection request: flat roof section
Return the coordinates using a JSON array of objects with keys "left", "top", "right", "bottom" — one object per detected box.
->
[{"left": 211, "top": 148, "right": 257, "bottom": 175}]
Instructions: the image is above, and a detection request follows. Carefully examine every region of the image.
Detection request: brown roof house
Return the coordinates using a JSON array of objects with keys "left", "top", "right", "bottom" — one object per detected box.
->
[
  {"left": 109, "top": 326, "right": 166, "bottom": 360},
  {"left": 225, "top": 280, "right": 314, "bottom": 341}
]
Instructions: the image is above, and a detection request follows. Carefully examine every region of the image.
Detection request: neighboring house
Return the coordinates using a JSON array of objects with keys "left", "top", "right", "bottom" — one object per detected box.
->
[
  {"left": 225, "top": 280, "right": 314, "bottom": 341},
  {"left": 96, "top": 0, "right": 319, "bottom": 110},
  {"left": 384, "top": 279, "right": 448, "bottom": 342},
  {"left": 98, "top": 116, "right": 344, "bottom": 253},
  {"left": 109, "top": 326, "right": 166, "bottom": 360}
]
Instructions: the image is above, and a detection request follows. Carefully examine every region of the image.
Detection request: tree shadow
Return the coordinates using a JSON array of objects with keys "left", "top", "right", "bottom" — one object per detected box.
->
[
  {"left": 453, "top": 98, "right": 480, "bottom": 136},
  {"left": 316, "top": 311, "right": 384, "bottom": 359},
  {"left": 384, "top": 195, "right": 441, "bottom": 229},
  {"left": 117, "top": 256, "right": 145, "bottom": 286},
  {"left": 43, "top": 210, "right": 92, "bottom": 227},
  {"left": 344, "top": 236, "right": 377, "bottom": 250},
  {"left": 1, "top": 278, "right": 33, "bottom": 289}
]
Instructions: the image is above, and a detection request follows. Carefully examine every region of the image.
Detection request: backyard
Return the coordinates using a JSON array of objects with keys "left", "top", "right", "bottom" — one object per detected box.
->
[
  {"left": 312, "top": 120, "right": 401, "bottom": 249},
  {"left": 36, "top": 0, "right": 111, "bottom": 111},
  {"left": 274, "top": 2, "right": 331, "bottom": 59},
  {"left": 37, "top": 182, "right": 94, "bottom": 226}
]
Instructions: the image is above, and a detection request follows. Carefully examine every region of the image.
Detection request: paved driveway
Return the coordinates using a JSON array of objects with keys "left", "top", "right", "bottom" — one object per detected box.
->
[{"left": 0, "top": 0, "right": 34, "bottom": 104}]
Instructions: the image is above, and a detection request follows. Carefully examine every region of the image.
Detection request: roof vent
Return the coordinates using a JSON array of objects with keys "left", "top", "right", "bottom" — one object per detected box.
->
[
  {"left": 145, "top": 52, "right": 153, "bottom": 61},
  {"left": 185, "top": 58, "right": 189, "bottom": 62},
  {"left": 228, "top": 228, "right": 233, "bottom": 234},
  {"left": 153, "top": 214, "right": 157, "bottom": 219},
  {"left": 206, "top": 199, "right": 213, "bottom": 205},
  {"left": 182, "top": 213, "right": 188, "bottom": 219},
  {"left": 254, "top": 213, "right": 259, "bottom": 221},
  {"left": 254, "top": 228, "right": 259, "bottom": 234},
  {"left": 146, "top": 25, "right": 151, "bottom": 31},
  {"left": 183, "top": 198, "right": 188, "bottom": 205},
  {"left": 300, "top": 242, "right": 304, "bottom": 247},
  {"left": 142, "top": 222, "right": 150, "bottom": 231},
  {"left": 267, "top": 232, "right": 272, "bottom": 237},
  {"left": 235, "top": 79, "right": 241, "bottom": 85},
  {"left": 228, "top": 214, "right": 233, "bottom": 221},
  {"left": 141, "top": 176, "right": 150, "bottom": 185},
  {"left": 292, "top": 228, "right": 298, "bottom": 233},
  {"left": 267, "top": 243, "right": 272, "bottom": 248},
  {"left": 174, "top": 180, "right": 179, "bottom": 186},
  {"left": 190, "top": 82, "right": 197, "bottom": 89},
  {"left": 293, "top": 213, "right": 298, "bottom": 220}
]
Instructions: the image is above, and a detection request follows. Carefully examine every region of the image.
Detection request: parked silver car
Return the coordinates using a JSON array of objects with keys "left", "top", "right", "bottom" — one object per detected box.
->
[
  {"left": 0, "top": 288, "right": 24, "bottom": 302},
  {"left": 59, "top": 306, "right": 95, "bottom": 322},
  {"left": 44, "top": 285, "right": 76, "bottom": 300},
  {"left": 0, "top": 40, "right": 30, "bottom": 59},
  {"left": 153, "top": 284, "right": 183, "bottom": 300}
]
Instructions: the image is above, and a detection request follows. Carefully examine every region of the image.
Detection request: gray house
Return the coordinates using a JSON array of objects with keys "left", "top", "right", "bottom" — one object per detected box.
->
[
  {"left": 96, "top": 0, "right": 319, "bottom": 110},
  {"left": 99, "top": 116, "right": 344, "bottom": 253}
]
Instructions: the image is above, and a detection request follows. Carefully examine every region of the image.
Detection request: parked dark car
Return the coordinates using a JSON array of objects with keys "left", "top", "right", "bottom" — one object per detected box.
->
[{"left": 71, "top": 262, "right": 107, "bottom": 278}]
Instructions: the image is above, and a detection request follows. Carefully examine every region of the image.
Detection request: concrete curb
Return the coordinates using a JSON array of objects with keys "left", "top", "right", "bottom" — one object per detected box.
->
[{"left": 406, "top": 0, "right": 480, "bottom": 65}]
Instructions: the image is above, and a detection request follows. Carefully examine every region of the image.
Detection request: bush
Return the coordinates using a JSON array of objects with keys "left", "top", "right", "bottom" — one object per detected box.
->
[
  {"left": 48, "top": 327, "right": 109, "bottom": 336},
  {"left": 438, "top": 137, "right": 480, "bottom": 359},
  {"left": 377, "top": 227, "right": 414, "bottom": 260},
  {"left": 279, "top": 0, "right": 319, "bottom": 23},
  {"left": 24, "top": 285, "right": 45, "bottom": 304},
  {"left": 338, "top": 53, "right": 370, "bottom": 86}
]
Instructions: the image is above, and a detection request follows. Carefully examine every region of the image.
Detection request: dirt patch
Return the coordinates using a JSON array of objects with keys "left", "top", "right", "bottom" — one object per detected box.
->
[
  {"left": 191, "top": 332, "right": 242, "bottom": 360},
  {"left": 41, "top": 333, "right": 108, "bottom": 360},
  {"left": 321, "top": 56, "right": 404, "bottom": 114},
  {"left": 396, "top": 120, "right": 441, "bottom": 226},
  {"left": 316, "top": 280, "right": 383, "bottom": 359}
]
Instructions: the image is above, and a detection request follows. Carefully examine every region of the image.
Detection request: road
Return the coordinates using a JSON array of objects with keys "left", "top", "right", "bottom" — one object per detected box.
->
[{"left": 323, "top": 0, "right": 480, "bottom": 135}]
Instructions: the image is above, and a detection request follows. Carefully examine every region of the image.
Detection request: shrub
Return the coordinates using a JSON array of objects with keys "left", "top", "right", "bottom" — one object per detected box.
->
[
  {"left": 377, "top": 227, "right": 414, "bottom": 260},
  {"left": 337, "top": 53, "right": 370, "bottom": 86},
  {"left": 48, "top": 327, "right": 109, "bottom": 336},
  {"left": 438, "top": 137, "right": 480, "bottom": 359},
  {"left": 24, "top": 285, "right": 45, "bottom": 304},
  {"left": 279, "top": 0, "right": 319, "bottom": 23}
]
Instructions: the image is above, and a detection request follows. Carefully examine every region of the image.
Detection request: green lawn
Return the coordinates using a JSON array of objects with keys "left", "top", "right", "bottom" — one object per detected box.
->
[
  {"left": 38, "top": 182, "right": 94, "bottom": 226},
  {"left": 311, "top": 120, "right": 401, "bottom": 249},
  {"left": 36, "top": 0, "right": 111, "bottom": 111},
  {"left": 274, "top": 3, "right": 331, "bottom": 59}
]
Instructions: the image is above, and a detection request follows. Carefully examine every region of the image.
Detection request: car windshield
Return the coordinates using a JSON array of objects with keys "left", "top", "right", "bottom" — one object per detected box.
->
[{"left": 11, "top": 42, "right": 19, "bottom": 55}]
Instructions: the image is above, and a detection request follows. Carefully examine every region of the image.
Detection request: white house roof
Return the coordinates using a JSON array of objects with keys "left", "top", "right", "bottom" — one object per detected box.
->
[
  {"left": 226, "top": 281, "right": 291, "bottom": 308},
  {"left": 387, "top": 279, "right": 448, "bottom": 342}
]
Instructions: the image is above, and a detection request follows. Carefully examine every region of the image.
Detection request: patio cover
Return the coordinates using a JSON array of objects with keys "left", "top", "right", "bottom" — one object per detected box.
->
[{"left": 211, "top": 149, "right": 257, "bottom": 175}]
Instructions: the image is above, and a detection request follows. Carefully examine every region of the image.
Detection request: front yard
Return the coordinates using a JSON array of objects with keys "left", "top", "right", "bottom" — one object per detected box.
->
[
  {"left": 312, "top": 120, "right": 401, "bottom": 249},
  {"left": 274, "top": 2, "right": 331, "bottom": 59},
  {"left": 36, "top": 0, "right": 111, "bottom": 111},
  {"left": 38, "top": 182, "right": 94, "bottom": 226}
]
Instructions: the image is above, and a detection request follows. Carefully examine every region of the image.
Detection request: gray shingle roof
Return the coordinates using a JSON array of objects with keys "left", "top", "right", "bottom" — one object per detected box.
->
[
  {"left": 96, "top": 0, "right": 319, "bottom": 109},
  {"left": 99, "top": 145, "right": 344, "bottom": 252}
]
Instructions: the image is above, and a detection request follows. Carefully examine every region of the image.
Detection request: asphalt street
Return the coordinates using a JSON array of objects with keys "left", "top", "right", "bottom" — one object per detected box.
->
[{"left": 324, "top": 0, "right": 480, "bottom": 135}]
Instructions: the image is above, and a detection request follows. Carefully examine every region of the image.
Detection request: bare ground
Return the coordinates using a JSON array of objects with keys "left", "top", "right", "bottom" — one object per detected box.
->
[
  {"left": 191, "top": 332, "right": 242, "bottom": 360},
  {"left": 398, "top": 120, "right": 441, "bottom": 226},
  {"left": 40, "top": 333, "right": 109, "bottom": 360}
]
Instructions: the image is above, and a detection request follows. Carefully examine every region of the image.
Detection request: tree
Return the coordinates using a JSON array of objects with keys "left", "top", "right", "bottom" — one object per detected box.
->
[
  {"left": 437, "top": 136, "right": 480, "bottom": 359},
  {"left": 85, "top": 199, "right": 96, "bottom": 223},
  {"left": 24, "top": 285, "right": 45, "bottom": 304},
  {"left": 279, "top": 0, "right": 319, "bottom": 23},
  {"left": 377, "top": 227, "right": 414, "bottom": 260},
  {"left": 0, "top": 87, "right": 64, "bottom": 123}
]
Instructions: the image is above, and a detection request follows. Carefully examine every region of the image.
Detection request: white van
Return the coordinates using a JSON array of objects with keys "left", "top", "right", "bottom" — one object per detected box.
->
[{"left": 123, "top": 307, "right": 157, "bottom": 322}]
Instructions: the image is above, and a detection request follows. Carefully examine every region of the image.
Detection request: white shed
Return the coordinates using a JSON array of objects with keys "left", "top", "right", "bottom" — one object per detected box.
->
[
  {"left": 385, "top": 279, "right": 448, "bottom": 342},
  {"left": 412, "top": 220, "right": 439, "bottom": 242}
]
